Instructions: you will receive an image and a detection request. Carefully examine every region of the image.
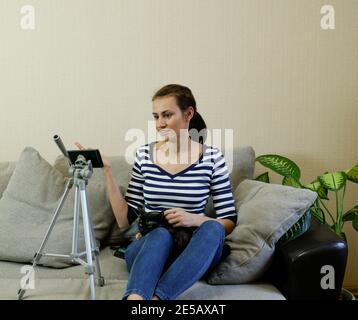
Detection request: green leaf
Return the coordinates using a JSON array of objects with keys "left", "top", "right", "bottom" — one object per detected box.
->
[
  {"left": 318, "top": 172, "right": 347, "bottom": 192},
  {"left": 340, "top": 232, "right": 347, "bottom": 242},
  {"left": 353, "top": 216, "right": 358, "bottom": 232},
  {"left": 282, "top": 176, "right": 302, "bottom": 188},
  {"left": 333, "top": 223, "right": 343, "bottom": 235},
  {"left": 277, "top": 209, "right": 312, "bottom": 246},
  {"left": 255, "top": 155, "right": 301, "bottom": 180},
  {"left": 311, "top": 206, "right": 325, "bottom": 224},
  {"left": 330, "top": 228, "right": 347, "bottom": 241},
  {"left": 304, "top": 180, "right": 329, "bottom": 200},
  {"left": 304, "top": 180, "right": 321, "bottom": 191},
  {"left": 254, "top": 172, "right": 270, "bottom": 183},
  {"left": 343, "top": 206, "right": 358, "bottom": 222},
  {"left": 317, "top": 187, "right": 329, "bottom": 200},
  {"left": 345, "top": 164, "right": 358, "bottom": 183}
]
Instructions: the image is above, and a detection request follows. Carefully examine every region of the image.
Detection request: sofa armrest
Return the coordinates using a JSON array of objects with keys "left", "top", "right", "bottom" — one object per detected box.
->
[{"left": 266, "top": 219, "right": 348, "bottom": 300}]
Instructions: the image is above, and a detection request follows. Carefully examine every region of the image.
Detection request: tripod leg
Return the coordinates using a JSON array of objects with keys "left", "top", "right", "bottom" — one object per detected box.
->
[
  {"left": 18, "top": 178, "right": 73, "bottom": 300},
  {"left": 71, "top": 186, "right": 81, "bottom": 259},
  {"left": 83, "top": 188, "right": 105, "bottom": 287},
  {"left": 93, "top": 237, "right": 105, "bottom": 287},
  {"left": 79, "top": 184, "right": 97, "bottom": 300}
]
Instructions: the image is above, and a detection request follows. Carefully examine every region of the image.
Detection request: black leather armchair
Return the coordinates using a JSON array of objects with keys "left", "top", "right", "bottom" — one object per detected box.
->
[{"left": 266, "top": 219, "right": 348, "bottom": 300}]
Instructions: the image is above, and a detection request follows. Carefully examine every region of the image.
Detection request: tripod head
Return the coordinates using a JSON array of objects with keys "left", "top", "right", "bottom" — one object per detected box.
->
[
  {"left": 69, "top": 155, "right": 93, "bottom": 180},
  {"left": 53, "top": 134, "right": 98, "bottom": 181}
]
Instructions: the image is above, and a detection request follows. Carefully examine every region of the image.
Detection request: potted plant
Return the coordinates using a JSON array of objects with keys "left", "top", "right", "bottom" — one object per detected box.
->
[{"left": 254, "top": 154, "right": 357, "bottom": 299}]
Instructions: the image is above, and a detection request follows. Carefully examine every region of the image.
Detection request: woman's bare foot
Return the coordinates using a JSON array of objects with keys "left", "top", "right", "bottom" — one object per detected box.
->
[{"left": 127, "top": 294, "right": 144, "bottom": 300}]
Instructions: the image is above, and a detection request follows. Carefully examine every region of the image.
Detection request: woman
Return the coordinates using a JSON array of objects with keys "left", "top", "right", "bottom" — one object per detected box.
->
[{"left": 75, "top": 84, "right": 237, "bottom": 300}]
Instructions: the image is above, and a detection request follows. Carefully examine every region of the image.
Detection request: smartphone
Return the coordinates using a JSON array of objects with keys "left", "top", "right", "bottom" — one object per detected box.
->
[{"left": 67, "top": 149, "right": 104, "bottom": 168}]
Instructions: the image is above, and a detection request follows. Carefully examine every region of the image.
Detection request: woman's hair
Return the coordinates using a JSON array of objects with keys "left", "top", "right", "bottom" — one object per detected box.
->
[{"left": 152, "top": 84, "right": 207, "bottom": 143}]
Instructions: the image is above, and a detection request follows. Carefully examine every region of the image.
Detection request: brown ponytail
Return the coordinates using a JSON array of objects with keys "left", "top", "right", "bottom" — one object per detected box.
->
[{"left": 152, "top": 84, "right": 207, "bottom": 143}]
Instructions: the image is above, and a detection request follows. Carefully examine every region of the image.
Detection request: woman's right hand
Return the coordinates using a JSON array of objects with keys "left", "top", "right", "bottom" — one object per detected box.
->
[{"left": 74, "top": 142, "right": 112, "bottom": 170}]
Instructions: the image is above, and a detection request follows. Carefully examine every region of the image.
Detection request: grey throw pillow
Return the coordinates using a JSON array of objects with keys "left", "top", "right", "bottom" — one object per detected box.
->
[
  {"left": 0, "top": 147, "right": 85, "bottom": 268},
  {"left": 0, "top": 162, "right": 16, "bottom": 198},
  {"left": 207, "top": 179, "right": 317, "bottom": 284},
  {"left": 0, "top": 147, "right": 115, "bottom": 268}
]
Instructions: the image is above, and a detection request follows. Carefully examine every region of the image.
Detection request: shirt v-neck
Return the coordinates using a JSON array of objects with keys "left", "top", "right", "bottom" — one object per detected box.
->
[{"left": 149, "top": 141, "right": 206, "bottom": 179}]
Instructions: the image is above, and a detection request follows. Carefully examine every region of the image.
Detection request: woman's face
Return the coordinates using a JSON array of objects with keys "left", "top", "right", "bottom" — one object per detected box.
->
[{"left": 152, "top": 96, "right": 193, "bottom": 142}]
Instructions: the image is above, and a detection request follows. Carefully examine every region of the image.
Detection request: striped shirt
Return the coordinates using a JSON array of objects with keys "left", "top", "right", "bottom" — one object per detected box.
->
[{"left": 124, "top": 141, "right": 237, "bottom": 224}]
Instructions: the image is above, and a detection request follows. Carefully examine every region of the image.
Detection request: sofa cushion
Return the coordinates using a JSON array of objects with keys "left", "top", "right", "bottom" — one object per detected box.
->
[
  {"left": 0, "top": 147, "right": 82, "bottom": 267},
  {"left": 177, "top": 281, "right": 285, "bottom": 300},
  {"left": 0, "top": 247, "right": 128, "bottom": 281},
  {"left": 0, "top": 247, "right": 130, "bottom": 299},
  {"left": 0, "top": 161, "right": 16, "bottom": 198},
  {"left": 0, "top": 278, "right": 285, "bottom": 300},
  {"left": 207, "top": 179, "right": 317, "bottom": 284},
  {"left": 0, "top": 248, "right": 285, "bottom": 300},
  {"left": 0, "top": 147, "right": 114, "bottom": 268}
]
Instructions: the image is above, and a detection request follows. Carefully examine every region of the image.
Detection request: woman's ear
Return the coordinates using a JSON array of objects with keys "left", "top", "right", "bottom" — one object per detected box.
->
[{"left": 185, "top": 107, "right": 195, "bottom": 122}]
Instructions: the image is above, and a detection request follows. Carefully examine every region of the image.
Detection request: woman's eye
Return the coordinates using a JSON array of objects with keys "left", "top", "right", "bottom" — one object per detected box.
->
[{"left": 153, "top": 114, "right": 171, "bottom": 120}]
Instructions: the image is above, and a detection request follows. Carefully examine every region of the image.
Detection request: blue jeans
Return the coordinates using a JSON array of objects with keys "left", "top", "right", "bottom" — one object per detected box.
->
[{"left": 122, "top": 220, "right": 225, "bottom": 300}]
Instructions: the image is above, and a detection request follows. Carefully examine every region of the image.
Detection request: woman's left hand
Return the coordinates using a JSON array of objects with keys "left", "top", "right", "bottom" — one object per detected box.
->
[{"left": 164, "top": 208, "right": 205, "bottom": 228}]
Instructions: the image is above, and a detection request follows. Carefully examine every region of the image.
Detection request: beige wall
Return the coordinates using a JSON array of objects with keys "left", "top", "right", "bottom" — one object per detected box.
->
[{"left": 1, "top": 0, "right": 357, "bottom": 289}]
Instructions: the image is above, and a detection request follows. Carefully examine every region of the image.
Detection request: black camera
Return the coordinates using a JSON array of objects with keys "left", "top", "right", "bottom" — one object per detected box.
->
[{"left": 138, "top": 210, "right": 196, "bottom": 255}]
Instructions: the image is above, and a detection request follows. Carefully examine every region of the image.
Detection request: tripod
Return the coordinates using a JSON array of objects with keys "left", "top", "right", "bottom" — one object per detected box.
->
[{"left": 18, "top": 154, "right": 105, "bottom": 300}]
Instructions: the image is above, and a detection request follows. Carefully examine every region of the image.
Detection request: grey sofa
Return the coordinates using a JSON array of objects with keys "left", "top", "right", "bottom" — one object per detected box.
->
[{"left": 0, "top": 145, "right": 347, "bottom": 300}]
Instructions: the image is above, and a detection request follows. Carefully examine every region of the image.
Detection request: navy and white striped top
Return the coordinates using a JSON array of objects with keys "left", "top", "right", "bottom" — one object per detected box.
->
[{"left": 124, "top": 141, "right": 237, "bottom": 225}]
